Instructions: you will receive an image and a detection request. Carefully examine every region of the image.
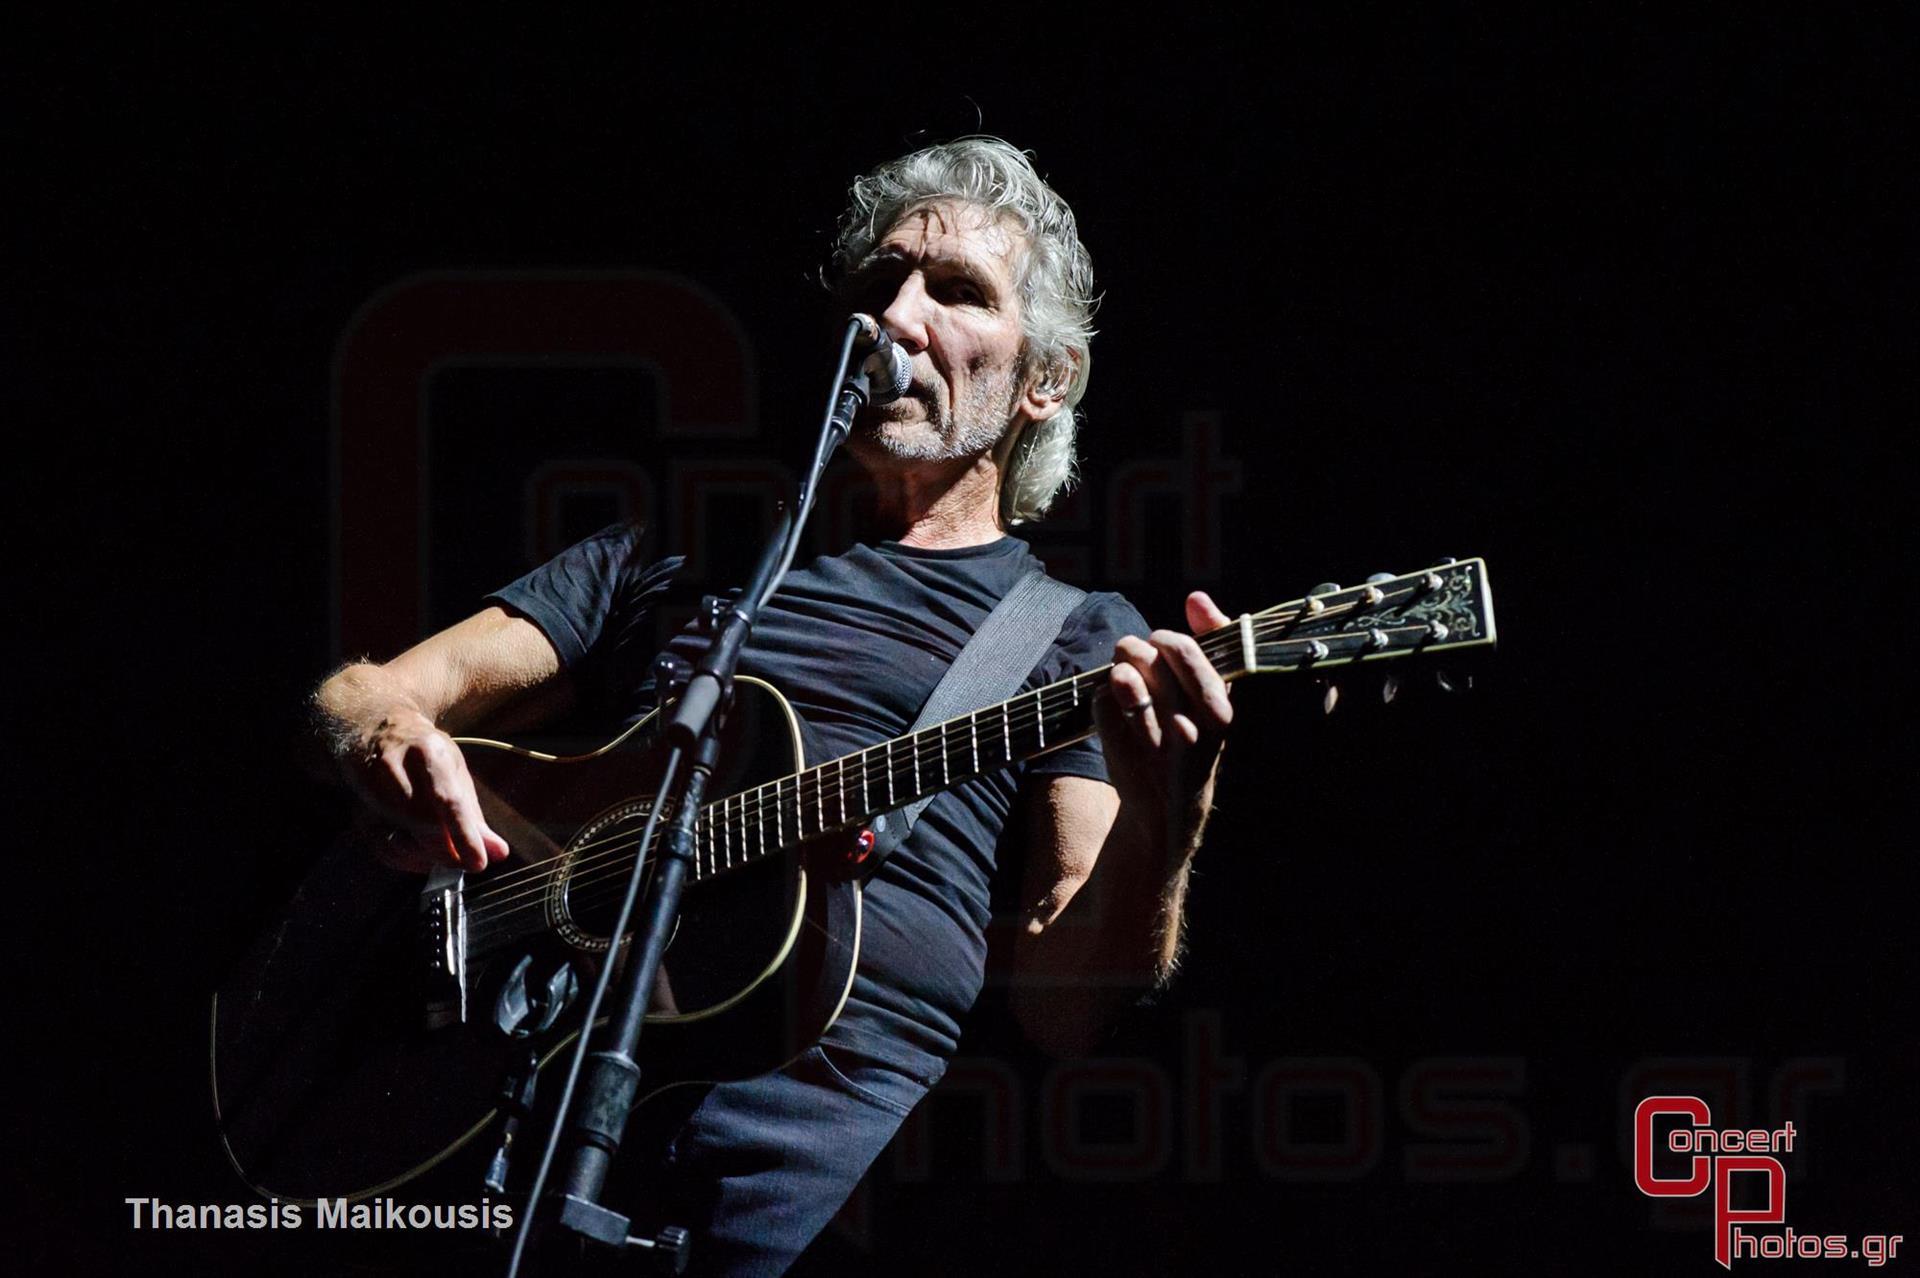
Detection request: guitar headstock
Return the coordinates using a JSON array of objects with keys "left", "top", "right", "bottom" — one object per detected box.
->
[{"left": 1208, "top": 557, "right": 1496, "bottom": 680}]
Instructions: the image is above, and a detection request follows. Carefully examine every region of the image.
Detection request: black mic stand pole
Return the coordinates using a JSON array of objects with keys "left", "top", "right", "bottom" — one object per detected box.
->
[{"left": 515, "top": 318, "right": 882, "bottom": 1274}]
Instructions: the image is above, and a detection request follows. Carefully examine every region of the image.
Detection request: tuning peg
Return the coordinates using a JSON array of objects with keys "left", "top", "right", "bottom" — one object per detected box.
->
[
  {"left": 1322, "top": 683, "right": 1340, "bottom": 715},
  {"left": 1433, "top": 556, "right": 1456, "bottom": 565},
  {"left": 1435, "top": 669, "right": 1457, "bottom": 694},
  {"left": 1365, "top": 572, "right": 1395, "bottom": 584},
  {"left": 1309, "top": 582, "right": 1340, "bottom": 596},
  {"left": 1382, "top": 672, "right": 1401, "bottom": 704}
]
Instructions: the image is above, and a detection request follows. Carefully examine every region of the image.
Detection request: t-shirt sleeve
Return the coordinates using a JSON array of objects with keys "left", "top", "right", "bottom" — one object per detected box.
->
[
  {"left": 484, "top": 522, "right": 682, "bottom": 673},
  {"left": 1021, "top": 589, "right": 1152, "bottom": 785}
]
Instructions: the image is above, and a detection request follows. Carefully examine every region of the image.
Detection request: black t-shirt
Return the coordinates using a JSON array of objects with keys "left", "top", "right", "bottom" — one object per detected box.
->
[{"left": 487, "top": 524, "right": 1149, "bottom": 1083}]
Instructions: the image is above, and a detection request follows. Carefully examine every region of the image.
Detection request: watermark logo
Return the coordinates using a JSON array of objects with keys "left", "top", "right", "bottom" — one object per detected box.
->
[{"left": 1633, "top": 1096, "right": 1902, "bottom": 1268}]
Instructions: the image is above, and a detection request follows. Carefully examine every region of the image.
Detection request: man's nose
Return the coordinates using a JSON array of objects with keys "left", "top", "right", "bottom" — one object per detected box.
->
[{"left": 879, "top": 273, "right": 931, "bottom": 354}]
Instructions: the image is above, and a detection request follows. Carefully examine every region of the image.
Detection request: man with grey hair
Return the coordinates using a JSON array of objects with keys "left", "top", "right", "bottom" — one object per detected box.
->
[
  {"left": 829, "top": 136, "right": 1099, "bottom": 527},
  {"left": 316, "top": 136, "right": 1232, "bottom": 1274}
]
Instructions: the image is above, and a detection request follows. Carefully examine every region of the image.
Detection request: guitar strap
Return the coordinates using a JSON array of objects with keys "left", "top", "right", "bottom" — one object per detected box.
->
[{"left": 860, "top": 567, "right": 1087, "bottom": 879}]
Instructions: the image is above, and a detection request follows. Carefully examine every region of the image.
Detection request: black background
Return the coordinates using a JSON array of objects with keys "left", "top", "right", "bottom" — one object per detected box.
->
[{"left": 15, "top": 10, "right": 1912, "bottom": 1275}]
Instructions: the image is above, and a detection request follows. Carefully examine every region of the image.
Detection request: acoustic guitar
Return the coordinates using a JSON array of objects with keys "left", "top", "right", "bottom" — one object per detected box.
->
[{"left": 211, "top": 559, "right": 1495, "bottom": 1201}]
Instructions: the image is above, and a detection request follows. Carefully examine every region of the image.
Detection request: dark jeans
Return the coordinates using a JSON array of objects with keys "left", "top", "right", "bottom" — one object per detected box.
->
[{"left": 622, "top": 1043, "right": 936, "bottom": 1278}]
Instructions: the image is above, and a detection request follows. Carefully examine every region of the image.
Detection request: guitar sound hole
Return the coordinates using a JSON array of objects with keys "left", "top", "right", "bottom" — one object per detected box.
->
[{"left": 553, "top": 806, "right": 805, "bottom": 1017}]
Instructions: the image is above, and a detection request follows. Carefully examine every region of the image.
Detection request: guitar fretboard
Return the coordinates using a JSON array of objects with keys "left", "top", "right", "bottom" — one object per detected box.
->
[{"left": 686, "top": 664, "right": 1108, "bottom": 879}]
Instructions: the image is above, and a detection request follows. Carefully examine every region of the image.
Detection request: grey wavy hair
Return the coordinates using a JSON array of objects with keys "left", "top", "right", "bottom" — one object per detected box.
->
[{"left": 829, "top": 136, "right": 1098, "bottom": 524}]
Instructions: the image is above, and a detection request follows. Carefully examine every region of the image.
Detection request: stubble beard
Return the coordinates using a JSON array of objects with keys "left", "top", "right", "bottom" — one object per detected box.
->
[{"left": 861, "top": 367, "right": 1021, "bottom": 464}]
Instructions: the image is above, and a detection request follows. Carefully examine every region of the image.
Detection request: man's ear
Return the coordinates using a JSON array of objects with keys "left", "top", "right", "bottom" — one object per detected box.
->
[{"left": 1017, "top": 350, "right": 1076, "bottom": 426}]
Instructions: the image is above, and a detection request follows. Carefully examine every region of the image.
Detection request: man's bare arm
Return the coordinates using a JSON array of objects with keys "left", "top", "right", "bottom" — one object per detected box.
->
[
  {"left": 1008, "top": 591, "right": 1232, "bottom": 1056},
  {"left": 1008, "top": 771, "right": 1213, "bottom": 1057},
  {"left": 313, "top": 606, "right": 568, "bottom": 872}
]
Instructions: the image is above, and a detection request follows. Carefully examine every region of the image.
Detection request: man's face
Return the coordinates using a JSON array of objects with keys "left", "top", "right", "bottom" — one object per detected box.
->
[{"left": 842, "top": 201, "right": 1040, "bottom": 467}]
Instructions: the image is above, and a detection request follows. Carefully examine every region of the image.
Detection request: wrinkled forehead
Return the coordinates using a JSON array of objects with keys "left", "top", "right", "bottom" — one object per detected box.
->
[{"left": 872, "top": 199, "right": 1028, "bottom": 277}]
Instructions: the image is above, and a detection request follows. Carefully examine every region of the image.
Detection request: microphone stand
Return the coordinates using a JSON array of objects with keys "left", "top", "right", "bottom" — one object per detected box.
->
[{"left": 503, "top": 317, "right": 888, "bottom": 1276}]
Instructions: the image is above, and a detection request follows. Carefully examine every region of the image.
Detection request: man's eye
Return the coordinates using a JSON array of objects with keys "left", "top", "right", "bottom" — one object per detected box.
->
[{"left": 850, "top": 277, "right": 898, "bottom": 308}]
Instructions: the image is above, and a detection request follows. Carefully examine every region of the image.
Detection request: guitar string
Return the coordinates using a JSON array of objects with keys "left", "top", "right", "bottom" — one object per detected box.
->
[
  {"left": 462, "top": 616, "right": 1242, "bottom": 911},
  {"left": 461, "top": 606, "right": 1457, "bottom": 934},
  {"left": 466, "top": 647, "right": 1450, "bottom": 944},
  {"left": 462, "top": 612, "right": 1460, "bottom": 942},
  {"left": 461, "top": 606, "right": 1454, "bottom": 936},
  {"left": 462, "top": 676, "right": 1110, "bottom": 944},
  {"left": 459, "top": 603, "right": 1304, "bottom": 920},
  {"left": 486, "top": 588, "right": 1454, "bottom": 893},
  {"left": 459, "top": 590, "right": 1376, "bottom": 907},
  {"left": 470, "top": 702, "right": 1094, "bottom": 936}
]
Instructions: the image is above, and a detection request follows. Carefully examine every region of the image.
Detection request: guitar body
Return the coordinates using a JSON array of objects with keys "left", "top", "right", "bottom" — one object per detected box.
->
[{"left": 211, "top": 677, "right": 861, "bottom": 1201}]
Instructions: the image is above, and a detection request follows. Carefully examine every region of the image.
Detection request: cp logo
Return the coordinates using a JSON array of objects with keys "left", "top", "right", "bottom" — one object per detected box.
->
[{"left": 1634, "top": 1096, "right": 1786, "bottom": 1269}]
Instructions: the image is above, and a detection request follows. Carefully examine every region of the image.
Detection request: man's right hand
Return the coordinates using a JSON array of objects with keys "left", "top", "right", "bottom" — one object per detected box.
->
[
  {"left": 348, "top": 708, "right": 510, "bottom": 874},
  {"left": 314, "top": 607, "right": 562, "bottom": 874}
]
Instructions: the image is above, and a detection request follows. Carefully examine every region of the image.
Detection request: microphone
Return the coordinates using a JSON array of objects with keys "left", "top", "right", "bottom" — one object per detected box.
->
[
  {"left": 820, "top": 314, "right": 912, "bottom": 454},
  {"left": 849, "top": 313, "right": 912, "bottom": 405},
  {"left": 849, "top": 312, "right": 889, "bottom": 350}
]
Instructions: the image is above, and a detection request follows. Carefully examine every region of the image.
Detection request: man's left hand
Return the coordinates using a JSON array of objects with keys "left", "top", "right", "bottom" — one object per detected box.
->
[{"left": 1097, "top": 591, "right": 1235, "bottom": 836}]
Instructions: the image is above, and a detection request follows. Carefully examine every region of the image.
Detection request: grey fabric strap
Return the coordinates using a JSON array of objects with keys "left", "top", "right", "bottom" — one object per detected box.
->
[{"left": 862, "top": 568, "right": 1087, "bottom": 876}]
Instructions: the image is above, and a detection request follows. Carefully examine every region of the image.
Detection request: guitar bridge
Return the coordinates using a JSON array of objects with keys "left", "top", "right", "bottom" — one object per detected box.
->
[{"left": 418, "top": 868, "right": 469, "bottom": 1029}]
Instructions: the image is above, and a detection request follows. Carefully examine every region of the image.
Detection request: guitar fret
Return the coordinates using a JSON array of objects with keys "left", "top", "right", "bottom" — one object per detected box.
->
[
  {"left": 778, "top": 778, "right": 788, "bottom": 846},
  {"left": 912, "top": 734, "right": 922, "bottom": 795},
  {"left": 1001, "top": 702, "right": 1011, "bottom": 760},
  {"left": 837, "top": 757, "right": 847, "bottom": 827},
  {"left": 969, "top": 712, "right": 979, "bottom": 773},
  {"left": 941, "top": 725, "right": 951, "bottom": 785},
  {"left": 723, "top": 796, "right": 732, "bottom": 869},
  {"left": 885, "top": 739, "right": 895, "bottom": 805},
  {"left": 758, "top": 787, "right": 767, "bottom": 858},
  {"left": 860, "top": 750, "right": 869, "bottom": 813},
  {"left": 1037, "top": 687, "right": 1047, "bottom": 749}
]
